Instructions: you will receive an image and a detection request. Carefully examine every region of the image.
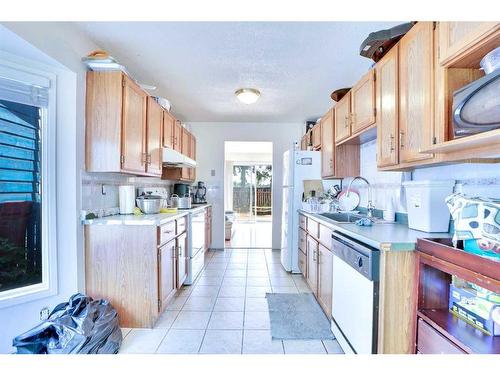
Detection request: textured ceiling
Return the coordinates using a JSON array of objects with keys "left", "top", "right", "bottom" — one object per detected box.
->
[{"left": 76, "top": 22, "right": 401, "bottom": 123}]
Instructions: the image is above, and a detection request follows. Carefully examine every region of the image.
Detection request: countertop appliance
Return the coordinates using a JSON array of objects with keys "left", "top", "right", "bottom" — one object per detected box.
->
[
  {"left": 136, "top": 187, "right": 169, "bottom": 210},
  {"left": 136, "top": 194, "right": 163, "bottom": 214},
  {"left": 280, "top": 150, "right": 321, "bottom": 272},
  {"left": 173, "top": 183, "right": 191, "bottom": 198},
  {"left": 192, "top": 181, "right": 207, "bottom": 204},
  {"left": 185, "top": 208, "right": 206, "bottom": 284},
  {"left": 330, "top": 231, "right": 380, "bottom": 354},
  {"left": 453, "top": 68, "right": 500, "bottom": 137}
]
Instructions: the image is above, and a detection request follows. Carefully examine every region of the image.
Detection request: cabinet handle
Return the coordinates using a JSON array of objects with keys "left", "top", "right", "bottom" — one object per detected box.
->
[
  {"left": 399, "top": 131, "right": 405, "bottom": 149},
  {"left": 141, "top": 152, "right": 147, "bottom": 165},
  {"left": 344, "top": 115, "right": 349, "bottom": 129},
  {"left": 390, "top": 134, "right": 395, "bottom": 151},
  {"left": 146, "top": 154, "right": 152, "bottom": 165}
]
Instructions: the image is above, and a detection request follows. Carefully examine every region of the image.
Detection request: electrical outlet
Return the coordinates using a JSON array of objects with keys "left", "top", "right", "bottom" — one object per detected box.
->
[
  {"left": 40, "top": 307, "right": 50, "bottom": 321},
  {"left": 211, "top": 169, "right": 215, "bottom": 177}
]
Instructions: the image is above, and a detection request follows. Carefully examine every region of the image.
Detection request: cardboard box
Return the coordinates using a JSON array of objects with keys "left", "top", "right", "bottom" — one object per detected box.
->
[{"left": 449, "top": 284, "right": 500, "bottom": 336}]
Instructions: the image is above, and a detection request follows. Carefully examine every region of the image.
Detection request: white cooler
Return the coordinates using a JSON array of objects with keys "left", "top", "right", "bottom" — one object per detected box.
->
[{"left": 403, "top": 180, "right": 455, "bottom": 232}]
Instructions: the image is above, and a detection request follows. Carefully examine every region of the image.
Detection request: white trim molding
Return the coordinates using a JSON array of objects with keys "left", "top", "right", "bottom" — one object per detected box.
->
[{"left": 0, "top": 55, "right": 58, "bottom": 308}]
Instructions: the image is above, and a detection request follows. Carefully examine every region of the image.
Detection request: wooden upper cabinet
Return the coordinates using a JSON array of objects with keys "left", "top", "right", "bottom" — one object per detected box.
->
[
  {"left": 376, "top": 45, "right": 399, "bottom": 168},
  {"left": 121, "top": 75, "right": 147, "bottom": 174},
  {"left": 334, "top": 93, "right": 351, "bottom": 143},
  {"left": 320, "top": 108, "right": 335, "bottom": 178},
  {"left": 398, "top": 22, "right": 434, "bottom": 164},
  {"left": 317, "top": 244, "right": 333, "bottom": 318},
  {"left": 351, "top": 69, "right": 376, "bottom": 134},
  {"left": 85, "top": 71, "right": 123, "bottom": 172},
  {"left": 438, "top": 22, "right": 500, "bottom": 66},
  {"left": 146, "top": 98, "right": 163, "bottom": 176},
  {"left": 181, "top": 127, "right": 190, "bottom": 156},
  {"left": 188, "top": 134, "right": 196, "bottom": 181},
  {"left": 173, "top": 121, "right": 182, "bottom": 152},
  {"left": 312, "top": 123, "right": 322, "bottom": 150},
  {"left": 163, "top": 111, "right": 175, "bottom": 149}
]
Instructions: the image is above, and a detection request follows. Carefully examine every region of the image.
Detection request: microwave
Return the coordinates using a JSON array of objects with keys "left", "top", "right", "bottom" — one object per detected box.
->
[{"left": 452, "top": 69, "right": 500, "bottom": 137}]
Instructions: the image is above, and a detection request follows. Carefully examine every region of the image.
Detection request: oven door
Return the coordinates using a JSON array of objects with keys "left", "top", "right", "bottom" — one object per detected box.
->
[{"left": 453, "top": 69, "right": 500, "bottom": 137}]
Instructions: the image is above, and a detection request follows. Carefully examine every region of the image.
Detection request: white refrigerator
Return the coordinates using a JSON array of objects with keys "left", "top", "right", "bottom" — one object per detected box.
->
[{"left": 280, "top": 149, "right": 321, "bottom": 272}]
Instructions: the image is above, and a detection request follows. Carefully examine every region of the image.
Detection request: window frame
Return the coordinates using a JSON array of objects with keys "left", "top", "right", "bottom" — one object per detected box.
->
[{"left": 0, "top": 56, "right": 58, "bottom": 308}]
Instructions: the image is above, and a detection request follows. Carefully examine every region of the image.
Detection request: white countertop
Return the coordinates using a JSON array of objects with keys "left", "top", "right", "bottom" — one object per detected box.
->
[
  {"left": 299, "top": 210, "right": 451, "bottom": 251},
  {"left": 83, "top": 204, "right": 211, "bottom": 226}
]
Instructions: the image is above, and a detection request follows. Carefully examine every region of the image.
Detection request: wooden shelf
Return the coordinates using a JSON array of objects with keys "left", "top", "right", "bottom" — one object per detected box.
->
[
  {"left": 418, "top": 309, "right": 500, "bottom": 354},
  {"left": 420, "top": 129, "right": 500, "bottom": 157}
]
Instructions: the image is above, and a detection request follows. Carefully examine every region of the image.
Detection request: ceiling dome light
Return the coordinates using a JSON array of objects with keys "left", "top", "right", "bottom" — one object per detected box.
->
[{"left": 235, "top": 88, "right": 260, "bottom": 104}]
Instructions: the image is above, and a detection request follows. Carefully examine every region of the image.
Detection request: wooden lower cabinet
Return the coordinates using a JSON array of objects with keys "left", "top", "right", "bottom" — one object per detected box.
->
[
  {"left": 306, "top": 235, "right": 318, "bottom": 293},
  {"left": 417, "top": 319, "right": 465, "bottom": 354},
  {"left": 158, "top": 239, "right": 176, "bottom": 314},
  {"left": 85, "top": 216, "right": 191, "bottom": 328},
  {"left": 176, "top": 231, "right": 188, "bottom": 287},
  {"left": 317, "top": 244, "right": 333, "bottom": 317},
  {"left": 298, "top": 249, "right": 307, "bottom": 277}
]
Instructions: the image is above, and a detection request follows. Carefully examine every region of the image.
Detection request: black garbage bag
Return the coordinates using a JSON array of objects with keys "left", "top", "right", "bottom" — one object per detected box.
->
[{"left": 13, "top": 293, "right": 122, "bottom": 354}]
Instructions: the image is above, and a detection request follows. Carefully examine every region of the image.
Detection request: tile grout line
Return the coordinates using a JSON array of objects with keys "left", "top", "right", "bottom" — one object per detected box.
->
[{"left": 197, "top": 248, "right": 230, "bottom": 353}]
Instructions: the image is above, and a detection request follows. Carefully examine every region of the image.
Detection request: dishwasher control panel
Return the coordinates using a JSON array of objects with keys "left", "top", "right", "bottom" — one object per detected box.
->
[{"left": 331, "top": 232, "right": 379, "bottom": 281}]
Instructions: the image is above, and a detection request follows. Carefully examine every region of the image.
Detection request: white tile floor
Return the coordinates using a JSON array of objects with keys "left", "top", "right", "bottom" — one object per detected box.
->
[{"left": 119, "top": 248, "right": 344, "bottom": 354}]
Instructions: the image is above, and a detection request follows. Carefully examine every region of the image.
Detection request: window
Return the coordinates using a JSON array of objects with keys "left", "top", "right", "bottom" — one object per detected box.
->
[{"left": 0, "top": 60, "right": 57, "bottom": 305}]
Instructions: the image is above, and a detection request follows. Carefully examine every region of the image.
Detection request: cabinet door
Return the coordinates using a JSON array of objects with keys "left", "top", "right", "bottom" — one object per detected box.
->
[
  {"left": 306, "top": 235, "right": 318, "bottom": 294},
  {"left": 146, "top": 97, "right": 163, "bottom": 176},
  {"left": 376, "top": 45, "right": 399, "bottom": 167},
  {"left": 163, "top": 111, "right": 175, "bottom": 149},
  {"left": 317, "top": 244, "right": 333, "bottom": 318},
  {"left": 320, "top": 108, "right": 335, "bottom": 178},
  {"left": 188, "top": 133, "right": 196, "bottom": 181},
  {"left": 334, "top": 93, "right": 351, "bottom": 143},
  {"left": 351, "top": 69, "right": 376, "bottom": 134},
  {"left": 159, "top": 240, "right": 176, "bottom": 313},
  {"left": 121, "top": 75, "right": 147, "bottom": 173},
  {"left": 438, "top": 22, "right": 499, "bottom": 65},
  {"left": 176, "top": 232, "right": 188, "bottom": 287},
  {"left": 312, "top": 123, "right": 322, "bottom": 149},
  {"left": 399, "top": 22, "right": 434, "bottom": 163},
  {"left": 300, "top": 135, "right": 307, "bottom": 150},
  {"left": 173, "top": 121, "right": 182, "bottom": 152}
]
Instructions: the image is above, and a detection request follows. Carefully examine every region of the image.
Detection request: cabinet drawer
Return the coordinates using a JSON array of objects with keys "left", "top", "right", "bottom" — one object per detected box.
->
[
  {"left": 417, "top": 318, "right": 465, "bottom": 354},
  {"left": 306, "top": 218, "right": 319, "bottom": 238},
  {"left": 299, "top": 214, "right": 307, "bottom": 230},
  {"left": 159, "top": 221, "right": 176, "bottom": 245},
  {"left": 299, "top": 228, "right": 307, "bottom": 254},
  {"left": 176, "top": 216, "right": 187, "bottom": 234},
  {"left": 318, "top": 224, "right": 332, "bottom": 247},
  {"left": 298, "top": 250, "right": 307, "bottom": 276}
]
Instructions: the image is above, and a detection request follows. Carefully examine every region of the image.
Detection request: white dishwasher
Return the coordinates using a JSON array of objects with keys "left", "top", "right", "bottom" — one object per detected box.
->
[{"left": 330, "top": 231, "right": 380, "bottom": 354}]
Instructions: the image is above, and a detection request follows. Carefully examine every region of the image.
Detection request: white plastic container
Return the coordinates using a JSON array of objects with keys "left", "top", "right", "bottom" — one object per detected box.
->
[{"left": 403, "top": 180, "right": 455, "bottom": 232}]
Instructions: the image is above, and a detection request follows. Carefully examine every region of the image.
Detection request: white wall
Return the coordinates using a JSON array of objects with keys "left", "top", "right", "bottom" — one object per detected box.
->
[
  {"left": 0, "top": 23, "right": 99, "bottom": 353},
  {"left": 189, "top": 122, "right": 302, "bottom": 249}
]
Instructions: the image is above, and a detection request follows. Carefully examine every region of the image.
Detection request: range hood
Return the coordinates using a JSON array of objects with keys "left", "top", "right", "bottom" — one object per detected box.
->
[{"left": 162, "top": 147, "right": 197, "bottom": 168}]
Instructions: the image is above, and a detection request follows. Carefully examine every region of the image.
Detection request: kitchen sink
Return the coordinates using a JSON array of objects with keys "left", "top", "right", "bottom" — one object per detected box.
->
[
  {"left": 320, "top": 212, "right": 360, "bottom": 223},
  {"left": 320, "top": 212, "right": 393, "bottom": 224}
]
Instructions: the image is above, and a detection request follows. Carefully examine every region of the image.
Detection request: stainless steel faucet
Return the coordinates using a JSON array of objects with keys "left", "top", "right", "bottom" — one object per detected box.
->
[{"left": 346, "top": 176, "right": 375, "bottom": 218}]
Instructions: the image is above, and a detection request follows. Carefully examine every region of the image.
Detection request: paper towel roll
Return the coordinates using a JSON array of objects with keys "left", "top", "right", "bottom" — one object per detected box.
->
[{"left": 119, "top": 185, "right": 135, "bottom": 214}]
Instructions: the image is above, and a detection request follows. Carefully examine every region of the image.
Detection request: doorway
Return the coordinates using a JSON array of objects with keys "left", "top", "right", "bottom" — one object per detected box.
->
[{"left": 224, "top": 142, "right": 273, "bottom": 248}]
